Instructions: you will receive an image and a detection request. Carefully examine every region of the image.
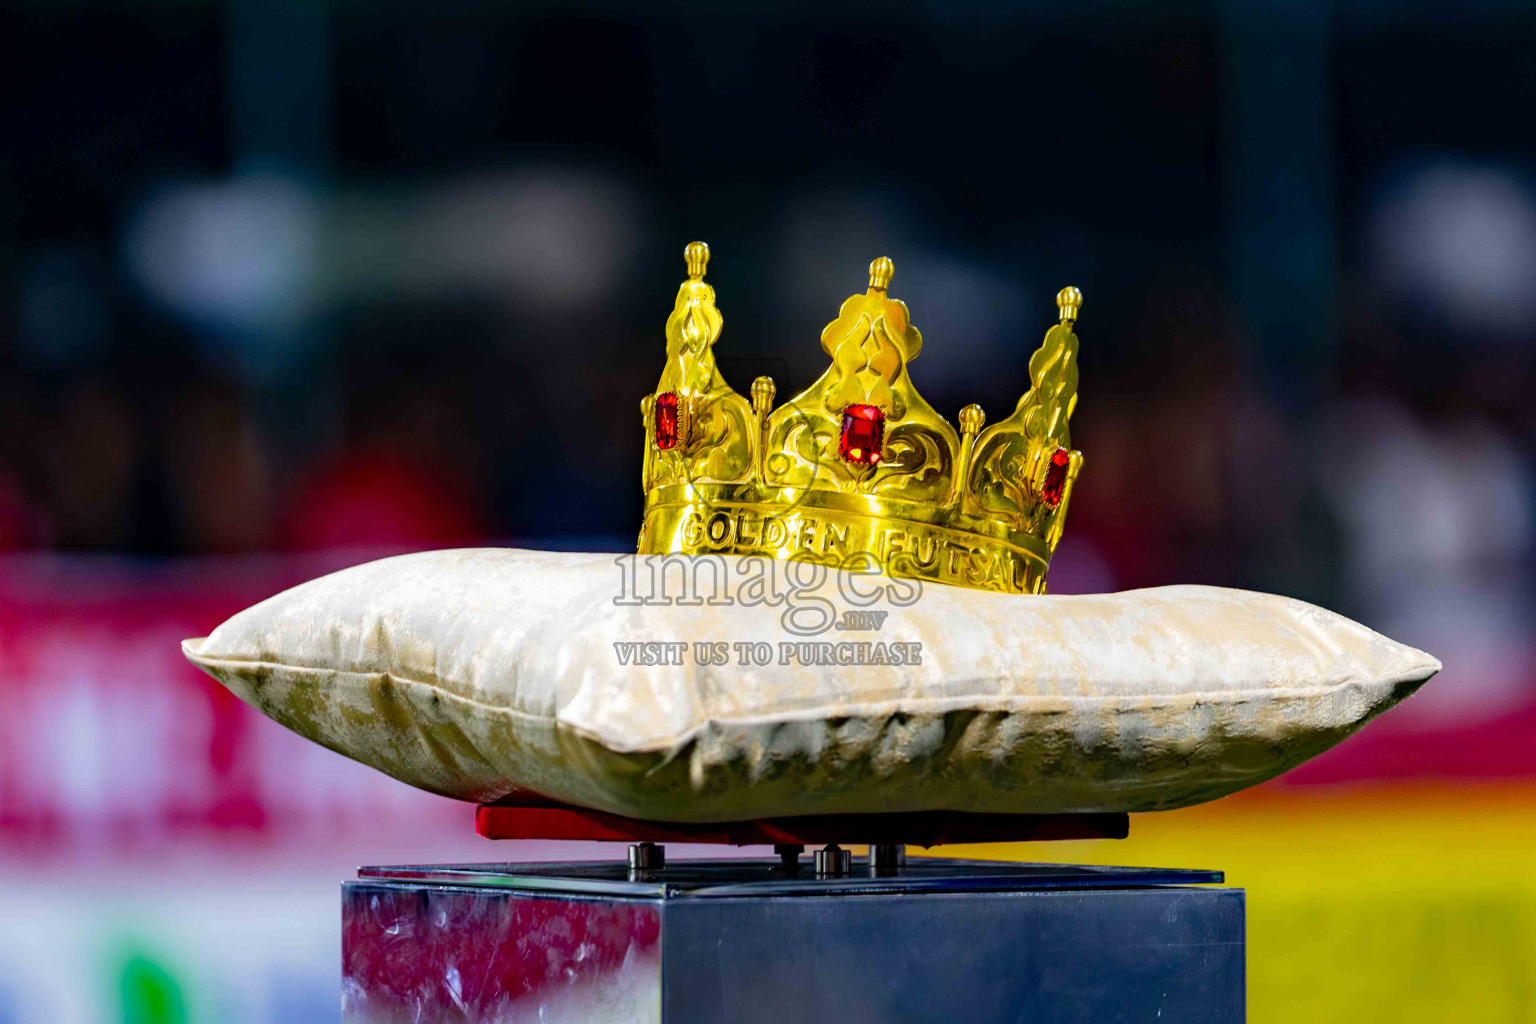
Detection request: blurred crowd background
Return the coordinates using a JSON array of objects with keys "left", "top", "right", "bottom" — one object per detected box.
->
[{"left": 2, "top": 1, "right": 1534, "bottom": 1022}]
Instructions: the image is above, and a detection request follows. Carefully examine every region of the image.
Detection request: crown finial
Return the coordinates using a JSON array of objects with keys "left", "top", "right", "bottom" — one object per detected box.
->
[
  {"left": 685, "top": 241, "right": 710, "bottom": 281},
  {"left": 751, "top": 376, "right": 776, "bottom": 415},
  {"left": 869, "top": 257, "right": 895, "bottom": 292},
  {"left": 958, "top": 403, "right": 986, "bottom": 435},
  {"left": 1056, "top": 286, "right": 1082, "bottom": 324}
]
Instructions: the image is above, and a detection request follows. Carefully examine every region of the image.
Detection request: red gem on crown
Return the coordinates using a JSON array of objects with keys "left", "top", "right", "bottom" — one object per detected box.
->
[
  {"left": 1041, "top": 447, "right": 1070, "bottom": 508},
  {"left": 839, "top": 404, "right": 885, "bottom": 465},
  {"left": 654, "top": 392, "right": 680, "bottom": 450}
]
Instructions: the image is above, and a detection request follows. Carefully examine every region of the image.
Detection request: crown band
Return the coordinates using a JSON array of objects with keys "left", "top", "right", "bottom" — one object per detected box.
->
[
  {"left": 641, "top": 486, "right": 1052, "bottom": 592},
  {"left": 637, "top": 244, "right": 1084, "bottom": 595}
]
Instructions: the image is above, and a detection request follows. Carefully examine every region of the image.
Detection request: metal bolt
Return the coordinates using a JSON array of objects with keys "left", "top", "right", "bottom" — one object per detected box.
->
[
  {"left": 628, "top": 842, "right": 665, "bottom": 872},
  {"left": 868, "top": 843, "right": 906, "bottom": 874},
  {"left": 775, "top": 843, "right": 805, "bottom": 874},
  {"left": 814, "top": 844, "right": 852, "bottom": 878}
]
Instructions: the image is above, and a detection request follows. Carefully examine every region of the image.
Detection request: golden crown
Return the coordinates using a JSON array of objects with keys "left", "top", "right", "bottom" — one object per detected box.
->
[{"left": 636, "top": 241, "right": 1083, "bottom": 594}]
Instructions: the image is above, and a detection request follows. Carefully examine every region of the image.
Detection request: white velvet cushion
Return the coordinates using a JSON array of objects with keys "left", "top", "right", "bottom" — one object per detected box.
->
[{"left": 183, "top": 548, "right": 1437, "bottom": 822}]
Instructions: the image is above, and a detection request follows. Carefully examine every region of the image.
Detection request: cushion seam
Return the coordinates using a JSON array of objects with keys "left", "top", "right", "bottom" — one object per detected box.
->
[{"left": 190, "top": 652, "right": 1432, "bottom": 754}]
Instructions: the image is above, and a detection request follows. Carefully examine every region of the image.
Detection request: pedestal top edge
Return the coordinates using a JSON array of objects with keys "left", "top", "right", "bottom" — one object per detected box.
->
[{"left": 352, "top": 858, "right": 1224, "bottom": 899}]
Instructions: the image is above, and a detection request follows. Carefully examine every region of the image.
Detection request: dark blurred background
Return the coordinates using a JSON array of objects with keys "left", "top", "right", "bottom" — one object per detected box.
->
[
  {"left": 2, "top": 2, "right": 1534, "bottom": 1021},
  {"left": 6, "top": 0, "right": 1536, "bottom": 635}
]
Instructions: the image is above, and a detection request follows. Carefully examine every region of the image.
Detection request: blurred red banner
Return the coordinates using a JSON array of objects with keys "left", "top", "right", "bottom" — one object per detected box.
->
[{"left": 0, "top": 554, "right": 461, "bottom": 856}]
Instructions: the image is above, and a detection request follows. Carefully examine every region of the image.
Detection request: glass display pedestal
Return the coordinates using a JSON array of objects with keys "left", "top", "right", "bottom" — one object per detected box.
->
[{"left": 342, "top": 856, "right": 1244, "bottom": 1023}]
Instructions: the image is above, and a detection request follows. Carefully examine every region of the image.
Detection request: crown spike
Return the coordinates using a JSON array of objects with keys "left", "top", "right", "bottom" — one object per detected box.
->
[
  {"left": 869, "top": 257, "right": 895, "bottom": 292},
  {"left": 1056, "top": 286, "right": 1082, "bottom": 325},
  {"left": 685, "top": 241, "right": 710, "bottom": 281},
  {"left": 946, "top": 403, "right": 987, "bottom": 512},
  {"left": 750, "top": 376, "right": 776, "bottom": 484}
]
